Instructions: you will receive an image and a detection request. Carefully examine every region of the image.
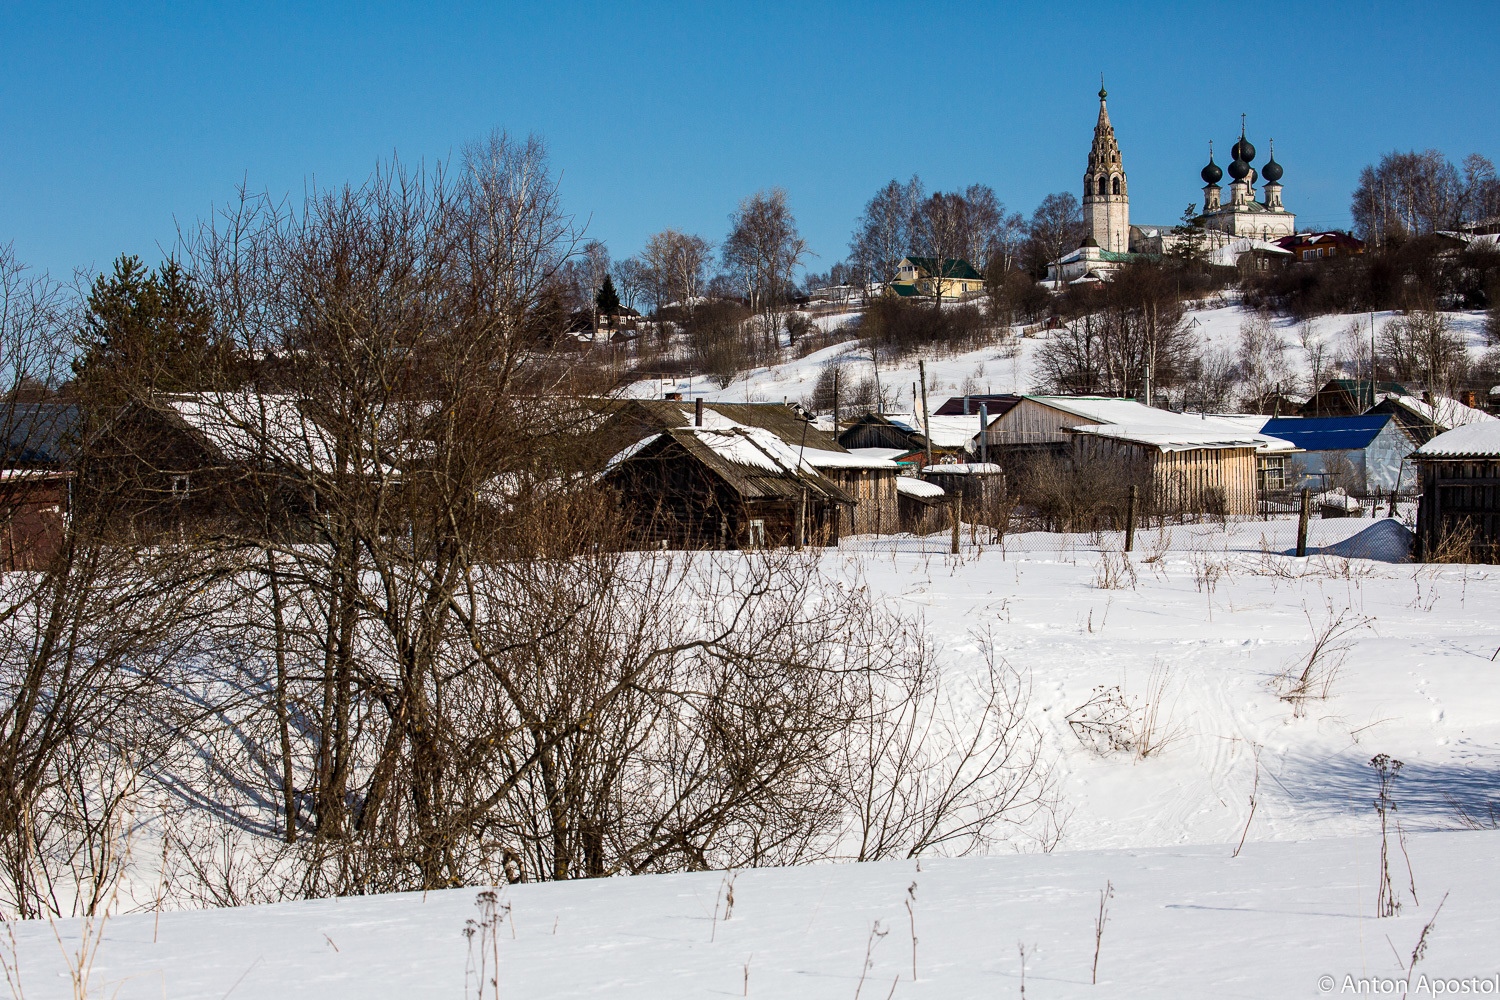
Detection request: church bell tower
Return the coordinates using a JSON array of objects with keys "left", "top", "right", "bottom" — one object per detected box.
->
[{"left": 1082, "top": 82, "right": 1130, "bottom": 253}]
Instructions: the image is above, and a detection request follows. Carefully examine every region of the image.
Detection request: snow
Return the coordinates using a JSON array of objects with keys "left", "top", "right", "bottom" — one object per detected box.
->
[
  {"left": 848, "top": 446, "right": 911, "bottom": 463},
  {"left": 14, "top": 518, "right": 1500, "bottom": 993},
  {"left": 1416, "top": 420, "right": 1500, "bottom": 457},
  {"left": 14, "top": 832, "right": 1500, "bottom": 998},
  {"left": 895, "top": 476, "right": 946, "bottom": 498}
]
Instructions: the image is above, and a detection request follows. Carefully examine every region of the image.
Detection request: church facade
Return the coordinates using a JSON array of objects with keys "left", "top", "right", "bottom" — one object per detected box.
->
[{"left": 1048, "top": 87, "right": 1296, "bottom": 284}]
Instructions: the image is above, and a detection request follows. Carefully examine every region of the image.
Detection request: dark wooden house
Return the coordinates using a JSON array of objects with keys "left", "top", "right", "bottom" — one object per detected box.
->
[
  {"left": 593, "top": 398, "right": 900, "bottom": 537},
  {"left": 1300, "top": 379, "right": 1409, "bottom": 418},
  {"left": 1413, "top": 422, "right": 1500, "bottom": 562},
  {"left": 603, "top": 424, "right": 857, "bottom": 548},
  {"left": 0, "top": 403, "right": 81, "bottom": 570}
]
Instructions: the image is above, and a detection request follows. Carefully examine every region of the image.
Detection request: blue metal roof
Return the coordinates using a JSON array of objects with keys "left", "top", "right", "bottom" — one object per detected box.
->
[{"left": 1261, "top": 414, "right": 1392, "bottom": 452}]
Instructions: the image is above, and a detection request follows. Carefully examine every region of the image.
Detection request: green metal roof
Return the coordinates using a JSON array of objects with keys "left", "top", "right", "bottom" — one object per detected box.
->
[{"left": 902, "top": 256, "right": 983, "bottom": 281}]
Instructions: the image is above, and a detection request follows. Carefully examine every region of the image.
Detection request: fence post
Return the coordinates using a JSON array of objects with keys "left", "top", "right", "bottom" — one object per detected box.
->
[
  {"left": 796, "top": 488, "right": 807, "bottom": 551},
  {"left": 1125, "top": 484, "right": 1137, "bottom": 553},
  {"left": 1296, "top": 487, "right": 1310, "bottom": 557},
  {"left": 950, "top": 493, "right": 962, "bottom": 554}
]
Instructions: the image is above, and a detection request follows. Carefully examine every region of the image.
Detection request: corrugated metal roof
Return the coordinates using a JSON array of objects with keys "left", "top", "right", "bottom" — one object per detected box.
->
[{"left": 1261, "top": 414, "right": 1394, "bottom": 452}]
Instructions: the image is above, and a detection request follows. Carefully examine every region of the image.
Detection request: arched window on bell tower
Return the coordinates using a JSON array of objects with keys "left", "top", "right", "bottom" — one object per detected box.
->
[
  {"left": 1112, "top": 176, "right": 1120, "bottom": 195},
  {"left": 1097, "top": 176, "right": 1107, "bottom": 196}
]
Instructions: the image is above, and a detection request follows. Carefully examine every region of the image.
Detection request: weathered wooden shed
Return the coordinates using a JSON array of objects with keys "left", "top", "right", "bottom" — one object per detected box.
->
[
  {"left": 1067, "top": 425, "right": 1265, "bottom": 517},
  {"left": 602, "top": 424, "right": 858, "bottom": 549},
  {"left": 1413, "top": 422, "right": 1500, "bottom": 562}
]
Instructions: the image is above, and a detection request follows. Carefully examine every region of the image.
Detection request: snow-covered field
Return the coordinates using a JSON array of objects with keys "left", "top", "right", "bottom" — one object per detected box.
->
[{"left": 12, "top": 520, "right": 1500, "bottom": 997}]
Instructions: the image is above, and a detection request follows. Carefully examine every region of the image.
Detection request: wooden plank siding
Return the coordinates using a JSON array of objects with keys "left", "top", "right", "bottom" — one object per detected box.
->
[
  {"left": 1072, "top": 435, "right": 1259, "bottom": 517},
  {"left": 820, "top": 467, "right": 900, "bottom": 535},
  {"left": 1415, "top": 458, "right": 1500, "bottom": 562}
]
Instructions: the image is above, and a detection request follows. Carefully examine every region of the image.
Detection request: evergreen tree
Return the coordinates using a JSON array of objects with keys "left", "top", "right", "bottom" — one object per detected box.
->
[
  {"left": 594, "top": 273, "right": 621, "bottom": 329},
  {"left": 72, "top": 254, "right": 220, "bottom": 407}
]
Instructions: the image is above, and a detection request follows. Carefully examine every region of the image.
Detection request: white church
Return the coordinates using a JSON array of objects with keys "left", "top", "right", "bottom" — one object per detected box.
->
[{"left": 1048, "top": 85, "right": 1296, "bottom": 283}]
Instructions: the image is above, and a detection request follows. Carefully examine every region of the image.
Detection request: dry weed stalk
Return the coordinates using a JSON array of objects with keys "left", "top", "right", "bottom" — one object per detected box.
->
[
  {"left": 1274, "top": 602, "right": 1372, "bottom": 716},
  {"left": 1371, "top": 755, "right": 1403, "bottom": 918},
  {"left": 1090, "top": 551, "right": 1137, "bottom": 591},
  {"left": 1091, "top": 879, "right": 1113, "bottom": 985},
  {"left": 1065, "top": 660, "right": 1182, "bottom": 759}
]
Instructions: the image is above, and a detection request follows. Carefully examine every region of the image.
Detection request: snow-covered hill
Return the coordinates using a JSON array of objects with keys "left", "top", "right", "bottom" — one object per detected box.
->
[{"left": 625, "top": 302, "right": 1493, "bottom": 413}]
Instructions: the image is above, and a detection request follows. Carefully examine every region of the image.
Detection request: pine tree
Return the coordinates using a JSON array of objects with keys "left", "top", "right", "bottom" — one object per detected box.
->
[
  {"left": 594, "top": 273, "right": 622, "bottom": 329},
  {"left": 72, "top": 254, "right": 220, "bottom": 407}
]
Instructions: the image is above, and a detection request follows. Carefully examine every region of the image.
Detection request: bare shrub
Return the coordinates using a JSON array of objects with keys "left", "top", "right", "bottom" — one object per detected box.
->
[
  {"left": 1065, "top": 660, "right": 1182, "bottom": 760},
  {"left": 1091, "top": 550, "right": 1137, "bottom": 590},
  {"left": 1273, "top": 603, "right": 1373, "bottom": 716}
]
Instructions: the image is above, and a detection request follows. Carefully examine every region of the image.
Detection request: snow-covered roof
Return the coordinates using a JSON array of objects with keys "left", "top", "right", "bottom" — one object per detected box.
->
[
  {"left": 1382, "top": 393, "right": 1495, "bottom": 431},
  {"left": 917, "top": 413, "right": 999, "bottom": 449},
  {"left": 801, "top": 447, "right": 897, "bottom": 470},
  {"left": 895, "top": 476, "right": 946, "bottom": 499},
  {"left": 921, "top": 463, "right": 1003, "bottom": 475},
  {"left": 1415, "top": 421, "right": 1500, "bottom": 458},
  {"left": 1207, "top": 237, "right": 1292, "bottom": 268},
  {"left": 1024, "top": 397, "right": 1295, "bottom": 453},
  {"left": 847, "top": 446, "right": 912, "bottom": 463},
  {"left": 1071, "top": 422, "right": 1275, "bottom": 453},
  {"left": 165, "top": 393, "right": 352, "bottom": 472}
]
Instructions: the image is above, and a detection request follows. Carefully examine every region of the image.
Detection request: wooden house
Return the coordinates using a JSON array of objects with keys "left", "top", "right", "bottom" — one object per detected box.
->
[
  {"left": 591, "top": 398, "right": 900, "bottom": 536},
  {"left": 1413, "top": 422, "right": 1500, "bottom": 562},
  {"left": 602, "top": 424, "right": 858, "bottom": 548},
  {"left": 886, "top": 257, "right": 984, "bottom": 300},
  {"left": 1365, "top": 392, "right": 1497, "bottom": 448},
  {"left": 1259, "top": 415, "right": 1418, "bottom": 494},
  {"left": 895, "top": 475, "right": 951, "bottom": 534},
  {"left": 1300, "top": 379, "right": 1409, "bottom": 418},
  {"left": 981, "top": 396, "right": 1295, "bottom": 516},
  {"left": 0, "top": 471, "right": 71, "bottom": 570},
  {"left": 0, "top": 403, "right": 81, "bottom": 570},
  {"left": 1068, "top": 426, "right": 1262, "bottom": 517}
]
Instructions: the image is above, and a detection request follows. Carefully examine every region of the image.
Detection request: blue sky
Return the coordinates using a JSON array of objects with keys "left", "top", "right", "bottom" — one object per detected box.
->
[{"left": 3, "top": 2, "right": 1497, "bottom": 282}]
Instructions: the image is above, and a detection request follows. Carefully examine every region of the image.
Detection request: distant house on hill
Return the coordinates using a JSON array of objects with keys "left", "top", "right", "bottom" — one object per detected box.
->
[
  {"left": 1259, "top": 414, "right": 1418, "bottom": 494},
  {"left": 1412, "top": 421, "right": 1500, "bottom": 562},
  {"left": 886, "top": 257, "right": 984, "bottom": 301},
  {"left": 1301, "top": 379, "right": 1409, "bottom": 418},
  {"left": 1275, "top": 231, "right": 1365, "bottom": 262}
]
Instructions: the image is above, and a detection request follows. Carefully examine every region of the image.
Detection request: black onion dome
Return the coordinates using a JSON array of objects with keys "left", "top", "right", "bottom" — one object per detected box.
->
[
  {"left": 1232, "top": 135, "right": 1256, "bottom": 164},
  {"left": 1262, "top": 140, "right": 1283, "bottom": 183},
  {"left": 1228, "top": 157, "right": 1250, "bottom": 181},
  {"left": 1201, "top": 154, "right": 1223, "bottom": 185}
]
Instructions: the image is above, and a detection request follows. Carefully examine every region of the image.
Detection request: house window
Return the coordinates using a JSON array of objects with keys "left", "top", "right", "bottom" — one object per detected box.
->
[
  {"left": 171, "top": 474, "right": 191, "bottom": 497},
  {"left": 746, "top": 519, "right": 766, "bottom": 547},
  {"left": 1258, "top": 457, "right": 1286, "bottom": 493}
]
